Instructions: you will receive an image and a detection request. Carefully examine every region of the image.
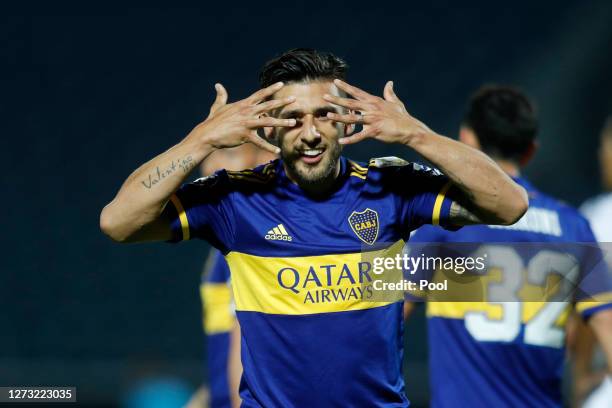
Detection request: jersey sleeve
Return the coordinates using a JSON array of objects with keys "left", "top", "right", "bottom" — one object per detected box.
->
[
  {"left": 390, "top": 162, "right": 459, "bottom": 232},
  {"left": 164, "top": 170, "right": 235, "bottom": 251},
  {"left": 573, "top": 218, "right": 612, "bottom": 319}
]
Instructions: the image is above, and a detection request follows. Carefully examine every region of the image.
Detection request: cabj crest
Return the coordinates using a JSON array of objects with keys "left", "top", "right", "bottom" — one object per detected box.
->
[{"left": 348, "top": 208, "right": 379, "bottom": 245}]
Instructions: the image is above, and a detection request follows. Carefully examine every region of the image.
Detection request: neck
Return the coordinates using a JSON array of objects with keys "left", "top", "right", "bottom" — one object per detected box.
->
[{"left": 495, "top": 159, "right": 521, "bottom": 178}]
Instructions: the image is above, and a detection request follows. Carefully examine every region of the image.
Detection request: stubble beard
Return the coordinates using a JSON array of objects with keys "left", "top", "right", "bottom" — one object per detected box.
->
[{"left": 281, "top": 141, "right": 342, "bottom": 191}]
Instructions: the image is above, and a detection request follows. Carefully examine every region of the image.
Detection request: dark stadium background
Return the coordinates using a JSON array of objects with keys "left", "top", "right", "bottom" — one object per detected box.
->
[{"left": 2, "top": 1, "right": 612, "bottom": 406}]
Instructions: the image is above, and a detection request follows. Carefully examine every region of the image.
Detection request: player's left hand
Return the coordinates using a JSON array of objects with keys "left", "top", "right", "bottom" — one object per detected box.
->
[{"left": 324, "top": 79, "right": 433, "bottom": 146}]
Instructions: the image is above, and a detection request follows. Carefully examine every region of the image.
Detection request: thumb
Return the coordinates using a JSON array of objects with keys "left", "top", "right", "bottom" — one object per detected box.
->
[
  {"left": 383, "top": 81, "right": 400, "bottom": 103},
  {"left": 208, "top": 83, "right": 228, "bottom": 117}
]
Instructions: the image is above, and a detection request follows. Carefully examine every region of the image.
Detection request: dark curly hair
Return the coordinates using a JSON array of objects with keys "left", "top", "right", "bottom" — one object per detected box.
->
[
  {"left": 259, "top": 48, "right": 348, "bottom": 88},
  {"left": 463, "top": 85, "right": 538, "bottom": 161}
]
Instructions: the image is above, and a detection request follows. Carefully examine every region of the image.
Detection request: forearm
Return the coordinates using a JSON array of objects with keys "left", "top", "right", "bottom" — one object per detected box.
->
[
  {"left": 100, "top": 136, "right": 214, "bottom": 242},
  {"left": 589, "top": 309, "right": 612, "bottom": 373},
  {"left": 405, "top": 132, "right": 528, "bottom": 225},
  {"left": 228, "top": 321, "right": 242, "bottom": 408},
  {"left": 569, "top": 315, "right": 604, "bottom": 404},
  {"left": 403, "top": 301, "right": 415, "bottom": 321},
  {"left": 571, "top": 319, "right": 596, "bottom": 377}
]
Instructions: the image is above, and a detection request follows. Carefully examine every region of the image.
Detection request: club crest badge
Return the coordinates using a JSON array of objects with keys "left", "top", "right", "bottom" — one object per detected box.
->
[{"left": 348, "top": 208, "right": 379, "bottom": 245}]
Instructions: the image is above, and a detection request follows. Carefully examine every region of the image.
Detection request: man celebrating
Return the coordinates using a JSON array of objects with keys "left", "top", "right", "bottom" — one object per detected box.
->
[{"left": 100, "top": 49, "right": 527, "bottom": 407}]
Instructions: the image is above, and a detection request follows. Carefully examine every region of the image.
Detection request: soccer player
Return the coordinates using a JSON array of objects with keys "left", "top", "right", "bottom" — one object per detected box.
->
[
  {"left": 192, "top": 144, "right": 276, "bottom": 408},
  {"left": 100, "top": 48, "right": 527, "bottom": 406},
  {"left": 408, "top": 86, "right": 612, "bottom": 407},
  {"left": 571, "top": 117, "right": 612, "bottom": 407}
]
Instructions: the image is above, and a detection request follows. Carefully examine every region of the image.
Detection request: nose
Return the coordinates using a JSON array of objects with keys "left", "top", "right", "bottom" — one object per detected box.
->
[{"left": 299, "top": 114, "right": 321, "bottom": 146}]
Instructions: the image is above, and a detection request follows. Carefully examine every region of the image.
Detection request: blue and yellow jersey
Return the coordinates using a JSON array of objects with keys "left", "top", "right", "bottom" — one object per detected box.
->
[
  {"left": 410, "top": 178, "right": 612, "bottom": 408},
  {"left": 167, "top": 156, "right": 457, "bottom": 407},
  {"left": 200, "top": 248, "right": 234, "bottom": 408}
]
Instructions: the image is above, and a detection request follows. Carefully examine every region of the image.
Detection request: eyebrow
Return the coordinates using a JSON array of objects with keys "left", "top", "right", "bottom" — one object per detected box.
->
[{"left": 278, "top": 105, "right": 340, "bottom": 119}]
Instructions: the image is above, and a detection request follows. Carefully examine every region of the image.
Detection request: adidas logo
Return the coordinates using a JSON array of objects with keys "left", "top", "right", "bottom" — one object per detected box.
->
[{"left": 265, "top": 224, "right": 293, "bottom": 242}]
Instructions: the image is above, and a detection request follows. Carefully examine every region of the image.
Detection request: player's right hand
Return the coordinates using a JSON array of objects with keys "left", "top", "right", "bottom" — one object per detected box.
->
[{"left": 186, "top": 82, "right": 296, "bottom": 154}]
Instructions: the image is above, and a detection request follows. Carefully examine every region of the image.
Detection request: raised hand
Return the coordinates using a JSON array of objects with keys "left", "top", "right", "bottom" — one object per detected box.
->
[
  {"left": 323, "top": 79, "right": 433, "bottom": 146},
  {"left": 187, "top": 82, "right": 297, "bottom": 154}
]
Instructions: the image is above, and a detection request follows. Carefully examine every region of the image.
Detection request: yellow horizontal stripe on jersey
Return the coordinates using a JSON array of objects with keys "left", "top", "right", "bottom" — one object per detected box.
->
[
  {"left": 170, "top": 194, "right": 190, "bottom": 240},
  {"left": 427, "top": 302, "right": 571, "bottom": 326},
  {"left": 423, "top": 268, "right": 572, "bottom": 325},
  {"left": 226, "top": 241, "right": 405, "bottom": 315},
  {"left": 350, "top": 172, "right": 367, "bottom": 180},
  {"left": 432, "top": 181, "right": 452, "bottom": 226},
  {"left": 201, "top": 283, "right": 235, "bottom": 334},
  {"left": 576, "top": 292, "right": 612, "bottom": 314},
  {"left": 428, "top": 302, "right": 504, "bottom": 319}
]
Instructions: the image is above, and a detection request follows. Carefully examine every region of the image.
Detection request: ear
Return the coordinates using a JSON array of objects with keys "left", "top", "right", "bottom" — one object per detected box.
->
[
  {"left": 519, "top": 140, "right": 538, "bottom": 167},
  {"left": 459, "top": 126, "right": 481, "bottom": 150}
]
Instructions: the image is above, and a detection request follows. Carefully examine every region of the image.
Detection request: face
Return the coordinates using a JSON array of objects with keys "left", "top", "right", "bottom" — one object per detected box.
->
[
  {"left": 600, "top": 135, "right": 612, "bottom": 191},
  {"left": 270, "top": 81, "right": 348, "bottom": 188}
]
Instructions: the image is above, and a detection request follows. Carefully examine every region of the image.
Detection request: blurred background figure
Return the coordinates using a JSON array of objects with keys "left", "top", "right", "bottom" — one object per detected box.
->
[
  {"left": 570, "top": 118, "right": 612, "bottom": 408},
  {"left": 407, "top": 86, "right": 612, "bottom": 408},
  {"left": 185, "top": 144, "right": 276, "bottom": 408},
  {"left": 581, "top": 118, "right": 612, "bottom": 242}
]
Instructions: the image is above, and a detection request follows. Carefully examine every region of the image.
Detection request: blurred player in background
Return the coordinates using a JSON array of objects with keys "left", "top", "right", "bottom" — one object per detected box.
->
[
  {"left": 580, "top": 118, "right": 612, "bottom": 244},
  {"left": 186, "top": 144, "right": 276, "bottom": 408},
  {"left": 408, "top": 86, "right": 612, "bottom": 407},
  {"left": 569, "top": 118, "right": 612, "bottom": 408}
]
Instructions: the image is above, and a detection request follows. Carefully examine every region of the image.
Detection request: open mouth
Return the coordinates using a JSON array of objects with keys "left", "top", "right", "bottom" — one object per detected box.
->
[{"left": 299, "top": 148, "right": 325, "bottom": 165}]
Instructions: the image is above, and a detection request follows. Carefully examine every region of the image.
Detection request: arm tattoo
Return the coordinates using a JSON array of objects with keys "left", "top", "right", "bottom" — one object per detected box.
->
[
  {"left": 141, "top": 156, "right": 194, "bottom": 189},
  {"left": 449, "top": 201, "right": 483, "bottom": 226}
]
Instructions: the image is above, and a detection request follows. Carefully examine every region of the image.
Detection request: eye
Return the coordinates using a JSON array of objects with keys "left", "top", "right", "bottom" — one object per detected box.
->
[
  {"left": 316, "top": 111, "right": 331, "bottom": 121},
  {"left": 283, "top": 113, "right": 303, "bottom": 126}
]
